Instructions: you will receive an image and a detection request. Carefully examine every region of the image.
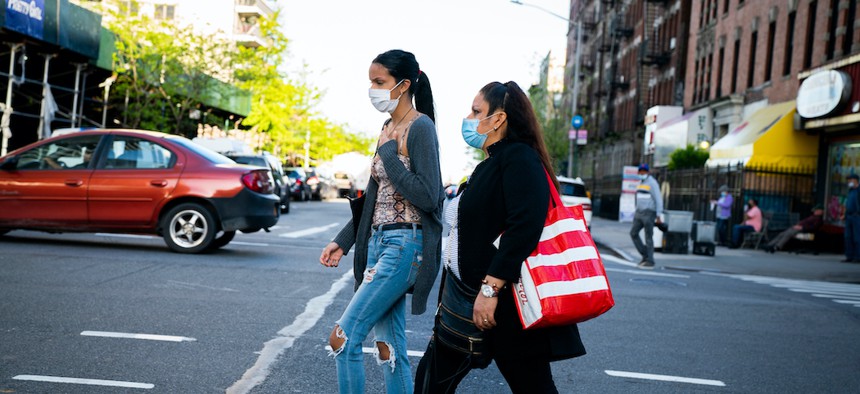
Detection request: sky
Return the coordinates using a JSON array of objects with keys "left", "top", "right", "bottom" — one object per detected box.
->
[{"left": 279, "top": 0, "right": 569, "bottom": 183}]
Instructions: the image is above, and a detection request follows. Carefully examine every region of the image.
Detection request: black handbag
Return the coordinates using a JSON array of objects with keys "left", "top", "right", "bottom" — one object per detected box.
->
[
  {"left": 348, "top": 194, "right": 365, "bottom": 235},
  {"left": 434, "top": 269, "right": 492, "bottom": 369}
]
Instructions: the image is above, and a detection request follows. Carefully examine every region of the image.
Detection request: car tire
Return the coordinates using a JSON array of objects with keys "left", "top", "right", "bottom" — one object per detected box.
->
[
  {"left": 209, "top": 230, "right": 236, "bottom": 250},
  {"left": 161, "top": 203, "right": 217, "bottom": 254}
]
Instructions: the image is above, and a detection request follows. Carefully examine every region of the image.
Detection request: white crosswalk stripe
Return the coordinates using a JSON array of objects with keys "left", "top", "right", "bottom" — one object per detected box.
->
[{"left": 731, "top": 274, "right": 860, "bottom": 307}]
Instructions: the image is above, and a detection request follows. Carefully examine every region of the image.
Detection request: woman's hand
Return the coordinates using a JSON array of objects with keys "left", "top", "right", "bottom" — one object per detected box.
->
[
  {"left": 473, "top": 295, "right": 498, "bottom": 331},
  {"left": 320, "top": 242, "right": 344, "bottom": 267},
  {"left": 378, "top": 124, "right": 397, "bottom": 147}
]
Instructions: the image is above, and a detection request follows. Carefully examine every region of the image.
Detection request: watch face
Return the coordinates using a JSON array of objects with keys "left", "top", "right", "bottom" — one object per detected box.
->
[{"left": 481, "top": 284, "right": 495, "bottom": 297}]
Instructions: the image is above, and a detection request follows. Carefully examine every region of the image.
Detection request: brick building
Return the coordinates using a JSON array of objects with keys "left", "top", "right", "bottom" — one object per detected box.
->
[{"left": 572, "top": 0, "right": 691, "bottom": 180}]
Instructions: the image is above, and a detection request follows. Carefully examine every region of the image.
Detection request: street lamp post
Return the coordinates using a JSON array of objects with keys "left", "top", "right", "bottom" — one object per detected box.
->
[{"left": 510, "top": 0, "right": 583, "bottom": 178}]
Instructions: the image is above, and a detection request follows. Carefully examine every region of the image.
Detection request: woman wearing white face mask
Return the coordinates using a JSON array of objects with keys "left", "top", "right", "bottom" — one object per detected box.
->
[
  {"left": 319, "top": 49, "right": 443, "bottom": 394},
  {"left": 415, "top": 81, "right": 585, "bottom": 393}
]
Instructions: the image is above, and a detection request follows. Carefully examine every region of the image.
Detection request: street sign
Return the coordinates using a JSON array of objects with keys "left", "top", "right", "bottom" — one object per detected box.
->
[
  {"left": 571, "top": 115, "right": 584, "bottom": 129},
  {"left": 569, "top": 129, "right": 588, "bottom": 144}
]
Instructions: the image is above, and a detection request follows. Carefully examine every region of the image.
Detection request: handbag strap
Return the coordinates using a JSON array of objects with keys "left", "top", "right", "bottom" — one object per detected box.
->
[{"left": 541, "top": 169, "right": 563, "bottom": 209}]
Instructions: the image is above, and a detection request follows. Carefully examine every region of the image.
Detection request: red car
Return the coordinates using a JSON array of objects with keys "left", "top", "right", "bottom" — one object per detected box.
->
[{"left": 0, "top": 129, "right": 280, "bottom": 253}]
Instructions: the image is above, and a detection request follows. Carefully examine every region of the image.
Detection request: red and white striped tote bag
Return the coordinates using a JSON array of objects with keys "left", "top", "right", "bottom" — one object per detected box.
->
[{"left": 513, "top": 172, "right": 614, "bottom": 329}]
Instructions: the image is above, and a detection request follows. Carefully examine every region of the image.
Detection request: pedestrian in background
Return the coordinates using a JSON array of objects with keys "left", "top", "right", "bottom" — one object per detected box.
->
[
  {"left": 415, "top": 81, "right": 585, "bottom": 393},
  {"left": 764, "top": 205, "right": 824, "bottom": 253},
  {"left": 318, "top": 49, "right": 444, "bottom": 394},
  {"left": 730, "top": 198, "right": 762, "bottom": 248},
  {"left": 715, "top": 185, "right": 733, "bottom": 246},
  {"left": 629, "top": 163, "right": 663, "bottom": 269},
  {"left": 842, "top": 174, "right": 860, "bottom": 263}
]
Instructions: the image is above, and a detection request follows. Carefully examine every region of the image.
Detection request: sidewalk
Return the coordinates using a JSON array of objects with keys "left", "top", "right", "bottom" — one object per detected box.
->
[{"left": 589, "top": 216, "right": 860, "bottom": 283}]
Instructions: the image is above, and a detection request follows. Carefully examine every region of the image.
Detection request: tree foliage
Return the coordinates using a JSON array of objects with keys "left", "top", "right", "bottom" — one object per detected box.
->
[
  {"left": 528, "top": 82, "right": 567, "bottom": 175},
  {"left": 668, "top": 144, "right": 710, "bottom": 170},
  {"left": 104, "top": 3, "right": 373, "bottom": 158},
  {"left": 107, "top": 7, "right": 235, "bottom": 137}
]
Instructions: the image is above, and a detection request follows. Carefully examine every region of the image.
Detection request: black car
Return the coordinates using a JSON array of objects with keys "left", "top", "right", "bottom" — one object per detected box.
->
[
  {"left": 286, "top": 167, "right": 312, "bottom": 201},
  {"left": 227, "top": 152, "right": 290, "bottom": 213}
]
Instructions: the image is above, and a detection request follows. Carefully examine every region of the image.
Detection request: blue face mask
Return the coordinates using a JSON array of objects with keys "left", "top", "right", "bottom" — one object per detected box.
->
[{"left": 461, "top": 113, "right": 499, "bottom": 149}]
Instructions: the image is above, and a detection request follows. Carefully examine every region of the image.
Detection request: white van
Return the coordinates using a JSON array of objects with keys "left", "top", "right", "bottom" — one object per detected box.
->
[{"left": 557, "top": 176, "right": 592, "bottom": 228}]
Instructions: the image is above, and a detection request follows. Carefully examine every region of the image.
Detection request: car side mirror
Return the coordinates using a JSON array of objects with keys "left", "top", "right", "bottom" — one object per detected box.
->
[{"left": 0, "top": 156, "right": 18, "bottom": 170}]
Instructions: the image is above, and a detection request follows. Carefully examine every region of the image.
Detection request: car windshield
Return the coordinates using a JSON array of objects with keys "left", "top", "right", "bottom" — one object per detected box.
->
[
  {"left": 170, "top": 136, "right": 234, "bottom": 164},
  {"left": 559, "top": 182, "right": 587, "bottom": 197}
]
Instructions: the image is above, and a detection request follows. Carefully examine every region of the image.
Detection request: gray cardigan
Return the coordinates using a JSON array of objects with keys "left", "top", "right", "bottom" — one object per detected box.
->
[{"left": 332, "top": 114, "right": 444, "bottom": 315}]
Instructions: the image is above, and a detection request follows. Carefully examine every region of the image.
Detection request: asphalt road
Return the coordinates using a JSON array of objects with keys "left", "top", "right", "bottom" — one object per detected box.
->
[{"left": 1, "top": 200, "right": 859, "bottom": 393}]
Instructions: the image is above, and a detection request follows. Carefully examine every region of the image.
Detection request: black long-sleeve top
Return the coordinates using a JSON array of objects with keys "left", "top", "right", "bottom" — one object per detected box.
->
[
  {"left": 455, "top": 137, "right": 586, "bottom": 361},
  {"left": 456, "top": 138, "right": 550, "bottom": 287}
]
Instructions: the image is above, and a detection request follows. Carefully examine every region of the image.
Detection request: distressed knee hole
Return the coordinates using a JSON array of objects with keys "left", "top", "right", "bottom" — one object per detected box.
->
[
  {"left": 364, "top": 268, "right": 377, "bottom": 282},
  {"left": 328, "top": 325, "right": 348, "bottom": 357},
  {"left": 374, "top": 341, "right": 396, "bottom": 372}
]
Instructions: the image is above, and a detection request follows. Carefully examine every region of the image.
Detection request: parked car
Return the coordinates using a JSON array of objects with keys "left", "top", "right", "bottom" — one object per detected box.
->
[
  {"left": 286, "top": 167, "right": 312, "bottom": 201},
  {"left": 226, "top": 152, "right": 290, "bottom": 214},
  {"left": 305, "top": 168, "right": 338, "bottom": 200},
  {"left": 0, "top": 129, "right": 280, "bottom": 253},
  {"left": 557, "top": 175, "right": 592, "bottom": 227},
  {"left": 333, "top": 172, "right": 357, "bottom": 198}
]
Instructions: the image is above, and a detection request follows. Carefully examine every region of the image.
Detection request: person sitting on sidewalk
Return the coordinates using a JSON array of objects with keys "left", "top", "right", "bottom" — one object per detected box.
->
[
  {"left": 764, "top": 205, "right": 824, "bottom": 253},
  {"left": 730, "top": 198, "right": 761, "bottom": 248}
]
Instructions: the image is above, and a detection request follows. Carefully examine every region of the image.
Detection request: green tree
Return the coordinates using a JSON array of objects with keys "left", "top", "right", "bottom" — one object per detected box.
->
[
  {"left": 668, "top": 144, "right": 710, "bottom": 170},
  {"left": 106, "top": 5, "right": 236, "bottom": 136},
  {"left": 528, "top": 83, "right": 567, "bottom": 174},
  {"left": 233, "top": 12, "right": 372, "bottom": 159}
]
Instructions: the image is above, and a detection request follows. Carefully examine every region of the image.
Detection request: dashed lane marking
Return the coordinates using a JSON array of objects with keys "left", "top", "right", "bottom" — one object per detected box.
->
[
  {"left": 279, "top": 223, "right": 341, "bottom": 238},
  {"left": 230, "top": 241, "right": 270, "bottom": 247},
  {"left": 605, "top": 370, "right": 726, "bottom": 387},
  {"left": 13, "top": 375, "right": 154, "bottom": 389},
  {"left": 81, "top": 331, "right": 197, "bottom": 342},
  {"left": 731, "top": 274, "right": 860, "bottom": 308}
]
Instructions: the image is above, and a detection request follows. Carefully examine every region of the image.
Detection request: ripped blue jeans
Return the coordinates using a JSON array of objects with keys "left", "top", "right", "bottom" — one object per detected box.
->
[{"left": 331, "top": 227, "right": 423, "bottom": 394}]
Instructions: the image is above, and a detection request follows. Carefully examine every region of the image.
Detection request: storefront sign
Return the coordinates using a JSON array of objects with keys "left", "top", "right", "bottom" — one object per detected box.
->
[
  {"left": 5, "top": 0, "right": 45, "bottom": 40},
  {"left": 797, "top": 70, "right": 852, "bottom": 119}
]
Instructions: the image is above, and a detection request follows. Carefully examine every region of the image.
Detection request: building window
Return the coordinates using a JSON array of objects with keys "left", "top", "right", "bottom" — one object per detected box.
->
[
  {"left": 717, "top": 46, "right": 725, "bottom": 96},
  {"left": 724, "top": 0, "right": 729, "bottom": 15},
  {"left": 826, "top": 0, "right": 839, "bottom": 59},
  {"left": 732, "top": 38, "right": 740, "bottom": 92},
  {"left": 784, "top": 10, "right": 796, "bottom": 76},
  {"left": 844, "top": 0, "right": 857, "bottom": 56},
  {"left": 748, "top": 30, "right": 757, "bottom": 88},
  {"left": 804, "top": 1, "right": 817, "bottom": 69},
  {"left": 707, "top": 53, "right": 713, "bottom": 99},
  {"left": 155, "top": 4, "right": 175, "bottom": 20},
  {"left": 765, "top": 21, "right": 776, "bottom": 82},
  {"left": 120, "top": 0, "right": 139, "bottom": 16}
]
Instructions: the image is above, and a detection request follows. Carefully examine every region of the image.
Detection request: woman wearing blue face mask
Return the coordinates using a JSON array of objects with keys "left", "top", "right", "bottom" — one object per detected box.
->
[
  {"left": 415, "top": 81, "right": 585, "bottom": 393},
  {"left": 319, "top": 49, "right": 444, "bottom": 394}
]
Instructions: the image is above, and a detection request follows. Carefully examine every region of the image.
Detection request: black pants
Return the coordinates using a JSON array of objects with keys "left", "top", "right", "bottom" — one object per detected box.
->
[{"left": 414, "top": 338, "right": 558, "bottom": 394}]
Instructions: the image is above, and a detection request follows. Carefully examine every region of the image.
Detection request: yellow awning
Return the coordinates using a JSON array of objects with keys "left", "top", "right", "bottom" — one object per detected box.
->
[{"left": 707, "top": 101, "right": 818, "bottom": 169}]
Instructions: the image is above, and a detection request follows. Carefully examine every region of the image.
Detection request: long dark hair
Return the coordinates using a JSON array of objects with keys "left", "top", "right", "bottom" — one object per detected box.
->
[
  {"left": 372, "top": 49, "right": 435, "bottom": 123},
  {"left": 480, "top": 81, "right": 558, "bottom": 190}
]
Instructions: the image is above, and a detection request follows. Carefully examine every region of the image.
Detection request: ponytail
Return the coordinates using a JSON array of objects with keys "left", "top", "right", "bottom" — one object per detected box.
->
[
  {"left": 412, "top": 71, "right": 435, "bottom": 123},
  {"left": 372, "top": 49, "right": 436, "bottom": 123}
]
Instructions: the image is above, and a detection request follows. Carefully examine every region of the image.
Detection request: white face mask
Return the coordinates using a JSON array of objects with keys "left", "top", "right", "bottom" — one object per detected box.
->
[
  {"left": 639, "top": 174, "right": 648, "bottom": 181},
  {"left": 368, "top": 79, "right": 405, "bottom": 113}
]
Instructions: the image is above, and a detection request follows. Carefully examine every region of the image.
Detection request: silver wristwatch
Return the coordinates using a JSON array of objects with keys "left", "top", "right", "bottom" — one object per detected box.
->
[{"left": 480, "top": 283, "right": 498, "bottom": 298}]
